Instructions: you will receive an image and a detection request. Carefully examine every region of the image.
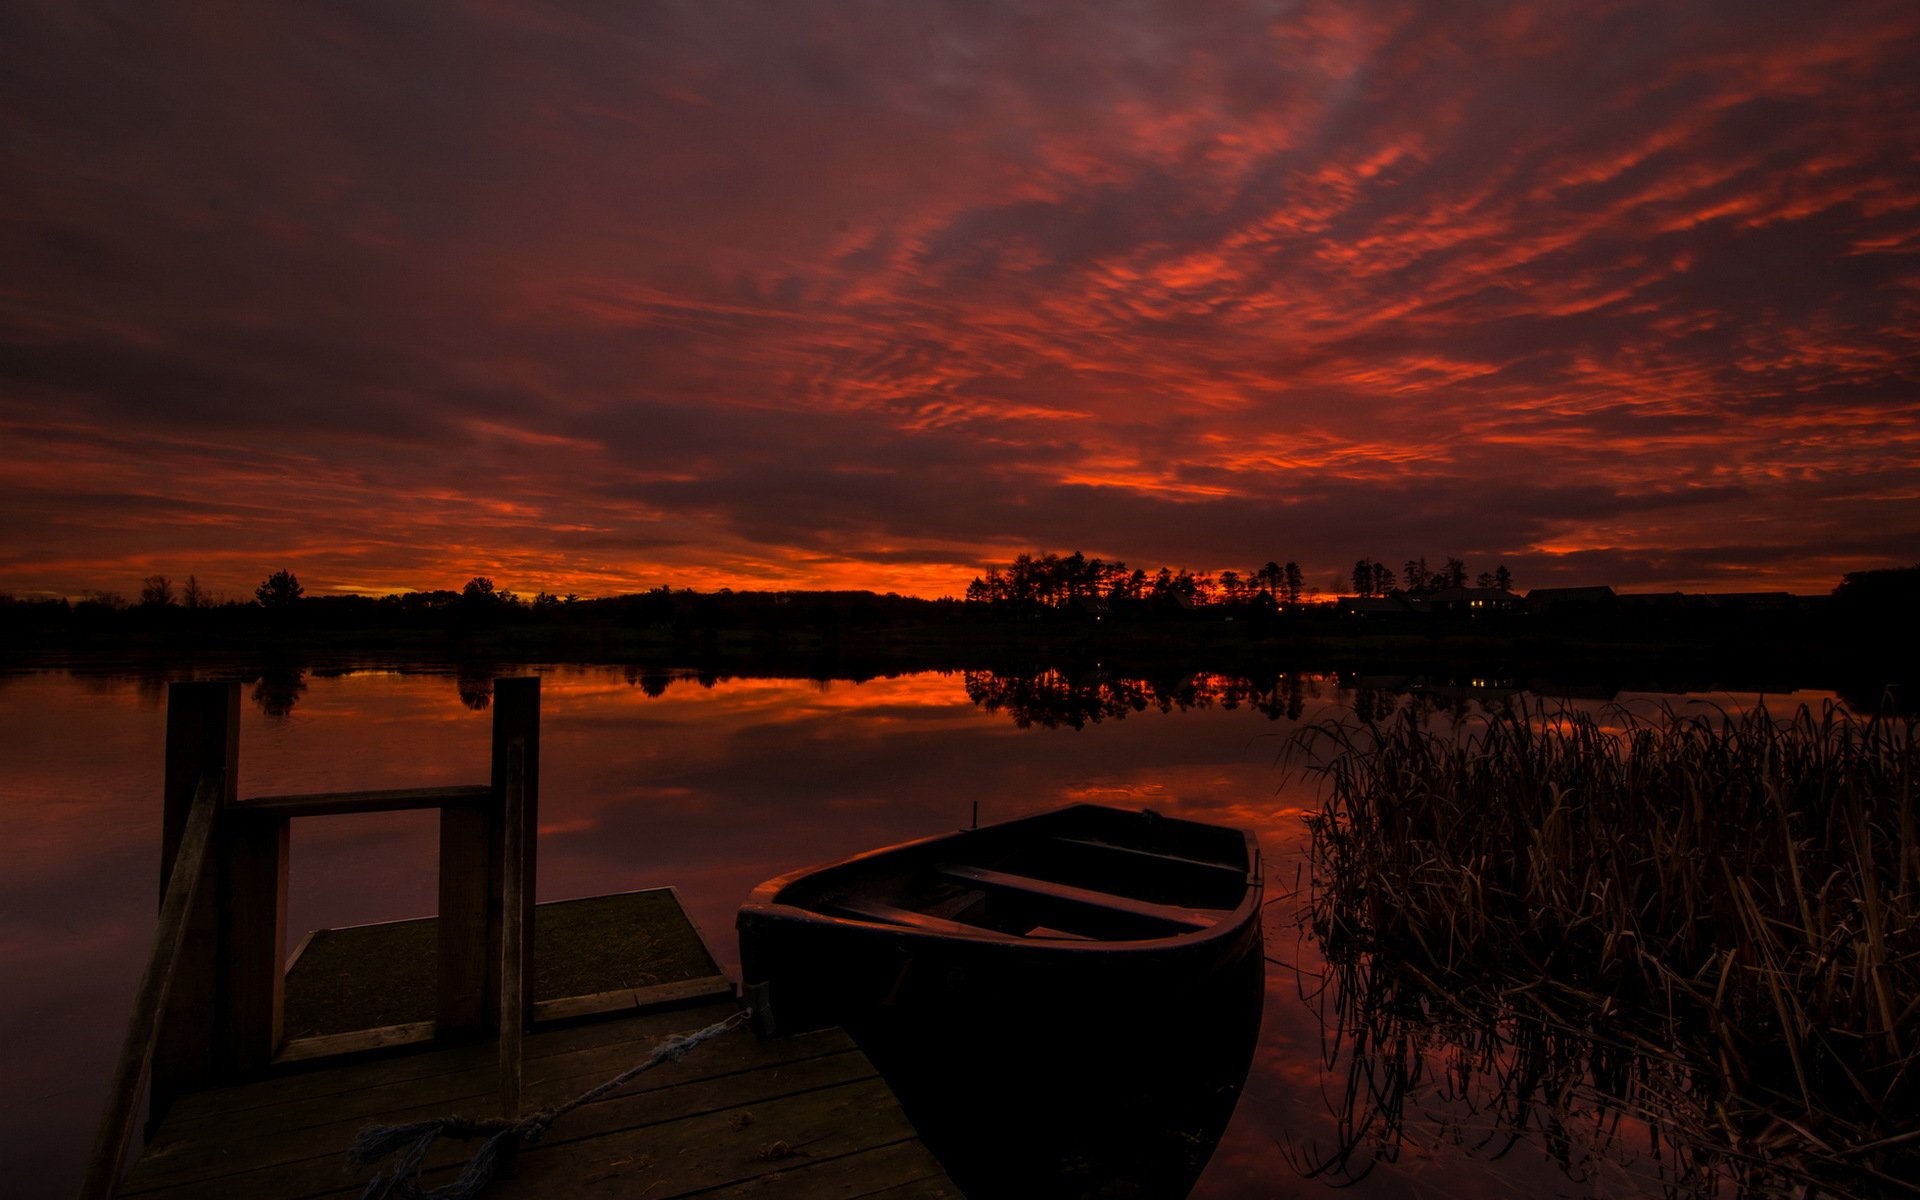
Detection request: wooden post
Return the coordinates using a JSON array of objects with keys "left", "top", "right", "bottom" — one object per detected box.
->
[
  {"left": 161, "top": 681, "right": 239, "bottom": 898},
  {"left": 438, "top": 676, "right": 539, "bottom": 1037},
  {"left": 152, "top": 681, "right": 239, "bottom": 1122},
  {"left": 492, "top": 677, "right": 539, "bottom": 1023},
  {"left": 437, "top": 799, "right": 495, "bottom": 1038},
  {"left": 499, "top": 739, "right": 527, "bottom": 1118},
  {"left": 219, "top": 810, "right": 288, "bottom": 1073}
]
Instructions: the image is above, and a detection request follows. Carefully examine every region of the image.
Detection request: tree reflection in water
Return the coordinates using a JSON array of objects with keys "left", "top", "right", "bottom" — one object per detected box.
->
[
  {"left": 960, "top": 667, "right": 1526, "bottom": 730},
  {"left": 963, "top": 668, "right": 1317, "bottom": 728},
  {"left": 249, "top": 664, "right": 307, "bottom": 717}
]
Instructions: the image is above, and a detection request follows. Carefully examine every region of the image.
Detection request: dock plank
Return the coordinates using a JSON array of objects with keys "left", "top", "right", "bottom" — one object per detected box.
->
[
  {"left": 119, "top": 885, "right": 954, "bottom": 1199},
  {"left": 158, "top": 1004, "right": 837, "bottom": 1145},
  {"left": 130, "top": 1039, "right": 879, "bottom": 1196},
  {"left": 696, "top": 1140, "right": 959, "bottom": 1198},
  {"left": 136, "top": 1012, "right": 855, "bottom": 1184},
  {"left": 125, "top": 1000, "right": 953, "bottom": 1199}
]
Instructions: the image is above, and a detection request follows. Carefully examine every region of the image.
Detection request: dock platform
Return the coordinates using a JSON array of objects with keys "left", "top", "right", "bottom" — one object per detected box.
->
[
  {"left": 89, "top": 678, "right": 953, "bottom": 1199},
  {"left": 121, "top": 890, "right": 955, "bottom": 1198}
]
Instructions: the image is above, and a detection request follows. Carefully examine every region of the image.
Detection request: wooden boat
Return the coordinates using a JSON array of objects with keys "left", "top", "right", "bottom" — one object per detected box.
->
[
  {"left": 737, "top": 802, "right": 1262, "bottom": 1036},
  {"left": 737, "top": 803, "right": 1264, "bottom": 1197}
]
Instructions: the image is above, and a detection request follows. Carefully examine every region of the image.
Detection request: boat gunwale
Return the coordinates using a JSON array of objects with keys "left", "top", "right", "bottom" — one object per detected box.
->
[{"left": 739, "top": 803, "right": 1262, "bottom": 953}]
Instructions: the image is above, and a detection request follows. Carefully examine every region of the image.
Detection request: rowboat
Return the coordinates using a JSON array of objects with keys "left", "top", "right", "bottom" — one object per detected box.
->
[
  {"left": 737, "top": 802, "right": 1262, "bottom": 1037},
  {"left": 736, "top": 803, "right": 1264, "bottom": 1197}
]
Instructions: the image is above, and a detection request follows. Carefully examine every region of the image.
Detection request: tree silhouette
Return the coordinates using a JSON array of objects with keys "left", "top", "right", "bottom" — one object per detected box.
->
[
  {"left": 1256, "top": 561, "right": 1282, "bottom": 602},
  {"left": 1284, "top": 561, "right": 1304, "bottom": 606},
  {"left": 255, "top": 569, "right": 303, "bottom": 608},
  {"left": 139, "top": 575, "right": 173, "bottom": 607},
  {"left": 1352, "top": 560, "right": 1376, "bottom": 596},
  {"left": 1370, "top": 562, "right": 1395, "bottom": 596}
]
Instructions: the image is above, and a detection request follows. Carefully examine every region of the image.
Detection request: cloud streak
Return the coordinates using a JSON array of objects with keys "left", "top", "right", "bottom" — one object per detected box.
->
[{"left": 2, "top": 0, "right": 1916, "bottom": 597}]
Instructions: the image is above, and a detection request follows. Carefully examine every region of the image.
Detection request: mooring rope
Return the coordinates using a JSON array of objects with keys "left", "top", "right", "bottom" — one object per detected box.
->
[{"left": 348, "top": 1008, "right": 753, "bottom": 1200}]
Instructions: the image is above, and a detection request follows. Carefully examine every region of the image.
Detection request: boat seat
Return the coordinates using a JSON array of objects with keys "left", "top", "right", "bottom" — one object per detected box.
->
[
  {"left": 939, "top": 865, "right": 1218, "bottom": 931},
  {"left": 832, "top": 897, "right": 1017, "bottom": 939},
  {"left": 1049, "top": 836, "right": 1249, "bottom": 881}
]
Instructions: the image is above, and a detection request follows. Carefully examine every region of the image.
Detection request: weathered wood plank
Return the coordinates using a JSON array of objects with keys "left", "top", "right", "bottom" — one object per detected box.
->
[
  {"left": 499, "top": 738, "right": 528, "bottom": 1117},
  {"left": 498, "top": 1075, "right": 922, "bottom": 1199},
  {"left": 289, "top": 888, "right": 720, "bottom": 1039},
  {"left": 127, "top": 1041, "right": 881, "bottom": 1196},
  {"left": 162, "top": 1001, "right": 750, "bottom": 1124},
  {"left": 436, "top": 801, "right": 495, "bottom": 1037},
  {"left": 157, "top": 1008, "right": 849, "bottom": 1140},
  {"left": 79, "top": 776, "right": 220, "bottom": 1200},
  {"left": 492, "top": 678, "right": 540, "bottom": 1021},
  {"left": 273, "top": 1021, "right": 437, "bottom": 1066},
  {"left": 152, "top": 681, "right": 239, "bottom": 1119},
  {"left": 532, "top": 974, "right": 734, "bottom": 1024},
  {"left": 220, "top": 809, "right": 288, "bottom": 1074},
  {"left": 693, "top": 1141, "right": 958, "bottom": 1198},
  {"left": 232, "top": 784, "right": 491, "bottom": 818}
]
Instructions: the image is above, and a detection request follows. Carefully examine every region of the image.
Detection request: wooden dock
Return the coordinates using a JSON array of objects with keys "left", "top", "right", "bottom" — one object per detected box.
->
[
  {"left": 87, "top": 678, "right": 956, "bottom": 1199},
  {"left": 124, "top": 947, "right": 953, "bottom": 1197}
]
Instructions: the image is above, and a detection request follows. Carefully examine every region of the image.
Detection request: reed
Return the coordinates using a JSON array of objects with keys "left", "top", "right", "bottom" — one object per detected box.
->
[{"left": 1295, "top": 700, "right": 1918, "bottom": 1194}]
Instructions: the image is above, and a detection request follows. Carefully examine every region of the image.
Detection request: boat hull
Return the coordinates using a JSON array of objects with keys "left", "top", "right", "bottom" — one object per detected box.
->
[
  {"left": 736, "top": 803, "right": 1263, "bottom": 1040},
  {"left": 736, "top": 804, "right": 1266, "bottom": 1196}
]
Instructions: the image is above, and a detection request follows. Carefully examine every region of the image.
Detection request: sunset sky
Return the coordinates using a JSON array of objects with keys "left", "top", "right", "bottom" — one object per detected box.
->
[{"left": 3, "top": 1, "right": 1917, "bottom": 600}]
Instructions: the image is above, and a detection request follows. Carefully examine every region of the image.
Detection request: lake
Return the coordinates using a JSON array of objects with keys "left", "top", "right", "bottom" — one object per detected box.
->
[{"left": 0, "top": 662, "right": 1831, "bottom": 1197}]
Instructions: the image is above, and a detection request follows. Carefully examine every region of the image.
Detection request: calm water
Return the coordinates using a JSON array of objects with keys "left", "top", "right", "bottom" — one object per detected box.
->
[{"left": 0, "top": 663, "right": 1833, "bottom": 1197}]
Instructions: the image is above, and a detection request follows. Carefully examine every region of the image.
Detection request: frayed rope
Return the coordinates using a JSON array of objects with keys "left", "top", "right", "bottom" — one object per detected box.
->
[{"left": 348, "top": 1008, "right": 752, "bottom": 1200}]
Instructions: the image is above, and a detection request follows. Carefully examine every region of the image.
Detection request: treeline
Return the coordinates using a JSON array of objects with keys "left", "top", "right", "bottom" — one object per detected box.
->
[
  {"left": 1348, "top": 556, "right": 1513, "bottom": 597},
  {"left": 0, "top": 569, "right": 957, "bottom": 639},
  {"left": 963, "top": 551, "right": 1515, "bottom": 607},
  {"left": 964, "top": 552, "right": 1309, "bottom": 607}
]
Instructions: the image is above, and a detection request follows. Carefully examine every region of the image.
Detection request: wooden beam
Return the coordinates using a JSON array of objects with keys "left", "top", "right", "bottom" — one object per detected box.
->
[
  {"left": 436, "top": 801, "right": 495, "bottom": 1037},
  {"left": 500, "top": 738, "right": 527, "bottom": 1118},
  {"left": 152, "top": 681, "right": 238, "bottom": 1123},
  {"left": 492, "top": 677, "right": 540, "bottom": 1019},
  {"left": 939, "top": 864, "right": 1218, "bottom": 930},
  {"left": 273, "top": 1020, "right": 436, "bottom": 1066},
  {"left": 219, "top": 809, "right": 288, "bottom": 1075},
  {"left": 233, "top": 784, "right": 490, "bottom": 818},
  {"left": 161, "top": 682, "right": 238, "bottom": 897},
  {"left": 80, "top": 775, "right": 219, "bottom": 1200}
]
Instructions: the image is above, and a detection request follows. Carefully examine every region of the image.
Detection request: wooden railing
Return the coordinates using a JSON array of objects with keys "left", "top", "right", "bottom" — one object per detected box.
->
[
  {"left": 78, "top": 775, "right": 219, "bottom": 1200},
  {"left": 81, "top": 676, "right": 540, "bottom": 1199}
]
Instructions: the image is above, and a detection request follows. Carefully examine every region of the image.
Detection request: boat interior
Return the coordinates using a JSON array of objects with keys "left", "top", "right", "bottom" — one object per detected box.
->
[{"left": 785, "top": 806, "right": 1256, "bottom": 943}]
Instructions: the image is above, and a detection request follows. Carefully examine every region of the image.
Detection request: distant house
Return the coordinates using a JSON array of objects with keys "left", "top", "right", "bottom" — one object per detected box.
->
[
  {"left": 1070, "top": 595, "right": 1112, "bottom": 620},
  {"left": 1526, "top": 585, "right": 1617, "bottom": 613},
  {"left": 1695, "top": 591, "right": 1799, "bottom": 611},
  {"left": 1425, "top": 586, "right": 1521, "bottom": 615},
  {"left": 1337, "top": 595, "right": 1420, "bottom": 618},
  {"left": 1617, "top": 591, "right": 1687, "bottom": 611}
]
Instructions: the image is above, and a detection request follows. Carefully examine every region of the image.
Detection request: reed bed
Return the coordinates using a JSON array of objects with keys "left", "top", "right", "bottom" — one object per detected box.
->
[{"left": 1294, "top": 701, "right": 1919, "bottom": 1195}]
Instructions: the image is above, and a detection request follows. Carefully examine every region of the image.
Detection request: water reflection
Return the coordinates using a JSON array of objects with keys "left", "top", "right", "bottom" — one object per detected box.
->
[
  {"left": 0, "top": 663, "right": 1867, "bottom": 1198},
  {"left": 249, "top": 664, "right": 307, "bottom": 717},
  {"left": 958, "top": 668, "right": 1541, "bottom": 730},
  {"left": 455, "top": 661, "right": 497, "bottom": 710},
  {"left": 1299, "top": 944, "right": 1736, "bottom": 1197}
]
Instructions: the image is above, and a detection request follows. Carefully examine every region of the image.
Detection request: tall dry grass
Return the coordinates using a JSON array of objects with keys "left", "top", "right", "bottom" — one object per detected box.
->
[{"left": 1295, "top": 701, "right": 1918, "bottom": 1195}]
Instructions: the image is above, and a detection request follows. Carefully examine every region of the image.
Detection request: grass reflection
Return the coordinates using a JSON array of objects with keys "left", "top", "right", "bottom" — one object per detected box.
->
[{"left": 1294, "top": 702, "right": 1919, "bottom": 1197}]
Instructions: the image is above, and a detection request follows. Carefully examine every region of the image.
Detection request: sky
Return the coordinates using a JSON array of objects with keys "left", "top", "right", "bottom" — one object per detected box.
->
[{"left": 2, "top": 0, "right": 1917, "bottom": 601}]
